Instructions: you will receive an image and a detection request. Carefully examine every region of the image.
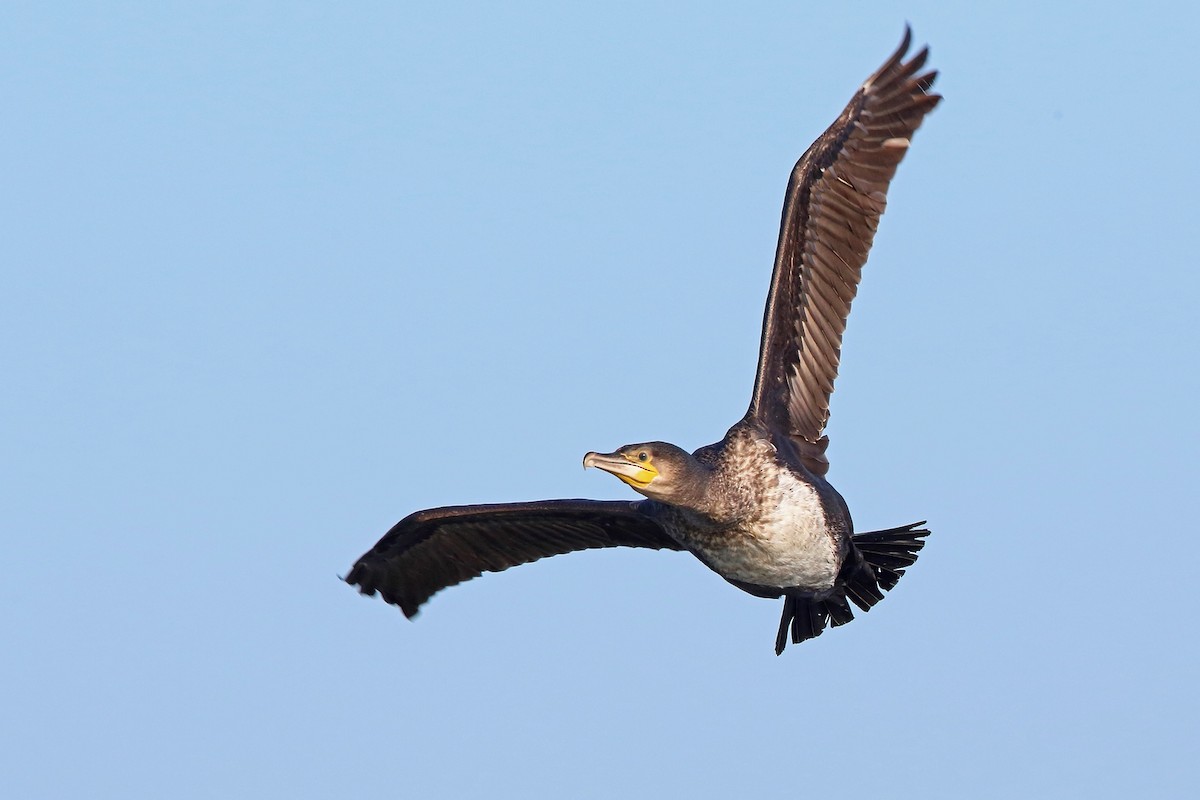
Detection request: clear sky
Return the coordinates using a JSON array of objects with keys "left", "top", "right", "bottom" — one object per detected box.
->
[{"left": 4, "top": 1, "right": 1198, "bottom": 797}]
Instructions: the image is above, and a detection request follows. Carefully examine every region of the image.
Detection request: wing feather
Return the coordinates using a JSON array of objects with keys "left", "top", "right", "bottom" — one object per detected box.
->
[
  {"left": 345, "top": 499, "right": 682, "bottom": 618},
  {"left": 747, "top": 27, "right": 940, "bottom": 474}
]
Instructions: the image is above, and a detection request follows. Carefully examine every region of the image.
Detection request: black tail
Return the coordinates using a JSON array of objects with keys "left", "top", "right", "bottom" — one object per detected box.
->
[{"left": 774, "top": 521, "right": 929, "bottom": 655}]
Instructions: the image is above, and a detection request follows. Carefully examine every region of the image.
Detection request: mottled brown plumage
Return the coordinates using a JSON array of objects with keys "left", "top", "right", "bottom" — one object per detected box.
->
[{"left": 345, "top": 28, "right": 939, "bottom": 653}]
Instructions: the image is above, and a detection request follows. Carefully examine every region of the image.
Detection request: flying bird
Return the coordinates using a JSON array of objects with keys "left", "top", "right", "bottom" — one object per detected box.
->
[{"left": 346, "top": 29, "right": 940, "bottom": 654}]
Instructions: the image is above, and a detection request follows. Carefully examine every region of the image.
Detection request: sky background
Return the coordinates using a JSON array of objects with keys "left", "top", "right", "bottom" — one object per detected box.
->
[{"left": 4, "top": 1, "right": 1198, "bottom": 797}]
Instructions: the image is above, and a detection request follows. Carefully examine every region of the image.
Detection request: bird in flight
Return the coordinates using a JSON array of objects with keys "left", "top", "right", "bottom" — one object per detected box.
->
[{"left": 346, "top": 28, "right": 940, "bottom": 654}]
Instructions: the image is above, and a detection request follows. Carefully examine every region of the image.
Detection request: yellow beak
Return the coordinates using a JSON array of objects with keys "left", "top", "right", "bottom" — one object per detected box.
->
[{"left": 582, "top": 450, "right": 658, "bottom": 488}]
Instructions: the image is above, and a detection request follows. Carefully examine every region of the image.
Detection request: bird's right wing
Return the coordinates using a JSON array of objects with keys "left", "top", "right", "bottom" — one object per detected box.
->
[{"left": 344, "top": 499, "right": 683, "bottom": 617}]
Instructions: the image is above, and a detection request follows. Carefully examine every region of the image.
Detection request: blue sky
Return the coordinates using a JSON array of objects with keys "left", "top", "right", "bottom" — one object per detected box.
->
[{"left": 4, "top": 1, "right": 1198, "bottom": 797}]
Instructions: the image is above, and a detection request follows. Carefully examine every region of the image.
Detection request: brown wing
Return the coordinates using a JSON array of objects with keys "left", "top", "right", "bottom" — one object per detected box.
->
[
  {"left": 344, "top": 499, "right": 683, "bottom": 617},
  {"left": 747, "top": 27, "right": 941, "bottom": 475}
]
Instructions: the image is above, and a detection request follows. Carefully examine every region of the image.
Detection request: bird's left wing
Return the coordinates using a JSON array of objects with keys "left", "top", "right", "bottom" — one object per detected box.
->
[
  {"left": 345, "top": 499, "right": 682, "bottom": 617},
  {"left": 747, "top": 29, "right": 940, "bottom": 475}
]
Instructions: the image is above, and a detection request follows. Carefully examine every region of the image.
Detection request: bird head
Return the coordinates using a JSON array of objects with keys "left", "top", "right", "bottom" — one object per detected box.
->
[{"left": 582, "top": 442, "right": 706, "bottom": 505}]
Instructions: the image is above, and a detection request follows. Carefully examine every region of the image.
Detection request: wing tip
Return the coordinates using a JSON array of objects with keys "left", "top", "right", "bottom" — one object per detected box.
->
[
  {"left": 348, "top": 567, "right": 425, "bottom": 619},
  {"left": 864, "top": 24, "right": 939, "bottom": 95},
  {"left": 870, "top": 24, "right": 915, "bottom": 85}
]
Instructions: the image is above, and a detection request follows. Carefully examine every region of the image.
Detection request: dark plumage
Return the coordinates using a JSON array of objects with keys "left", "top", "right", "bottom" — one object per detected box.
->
[
  {"left": 346, "top": 28, "right": 940, "bottom": 653},
  {"left": 350, "top": 501, "right": 684, "bottom": 619}
]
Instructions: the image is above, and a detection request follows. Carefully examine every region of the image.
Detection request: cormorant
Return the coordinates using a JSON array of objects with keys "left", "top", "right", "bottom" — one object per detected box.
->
[{"left": 345, "top": 29, "right": 940, "bottom": 654}]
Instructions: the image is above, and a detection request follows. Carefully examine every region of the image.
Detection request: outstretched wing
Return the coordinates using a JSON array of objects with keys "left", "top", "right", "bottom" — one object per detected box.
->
[
  {"left": 747, "top": 28, "right": 940, "bottom": 475},
  {"left": 345, "top": 499, "right": 682, "bottom": 617}
]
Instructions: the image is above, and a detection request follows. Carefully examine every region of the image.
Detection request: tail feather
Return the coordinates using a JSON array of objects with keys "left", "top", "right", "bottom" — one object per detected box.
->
[
  {"left": 844, "top": 576, "right": 885, "bottom": 612},
  {"left": 826, "top": 593, "right": 855, "bottom": 627},
  {"left": 775, "top": 596, "right": 797, "bottom": 655},
  {"left": 774, "top": 595, "right": 830, "bottom": 655},
  {"left": 854, "top": 521, "right": 928, "bottom": 593},
  {"left": 795, "top": 597, "right": 827, "bottom": 644},
  {"left": 773, "top": 521, "right": 929, "bottom": 655}
]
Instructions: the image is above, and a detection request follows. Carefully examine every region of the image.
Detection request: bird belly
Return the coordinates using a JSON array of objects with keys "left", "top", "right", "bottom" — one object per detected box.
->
[{"left": 676, "top": 471, "right": 841, "bottom": 592}]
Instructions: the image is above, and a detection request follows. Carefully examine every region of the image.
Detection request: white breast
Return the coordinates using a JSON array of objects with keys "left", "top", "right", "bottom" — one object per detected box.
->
[
  {"left": 684, "top": 434, "right": 841, "bottom": 592},
  {"left": 724, "top": 469, "right": 838, "bottom": 590}
]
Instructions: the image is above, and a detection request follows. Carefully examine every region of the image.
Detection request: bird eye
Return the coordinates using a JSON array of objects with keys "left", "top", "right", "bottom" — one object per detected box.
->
[{"left": 638, "top": 451, "right": 649, "bottom": 462}]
